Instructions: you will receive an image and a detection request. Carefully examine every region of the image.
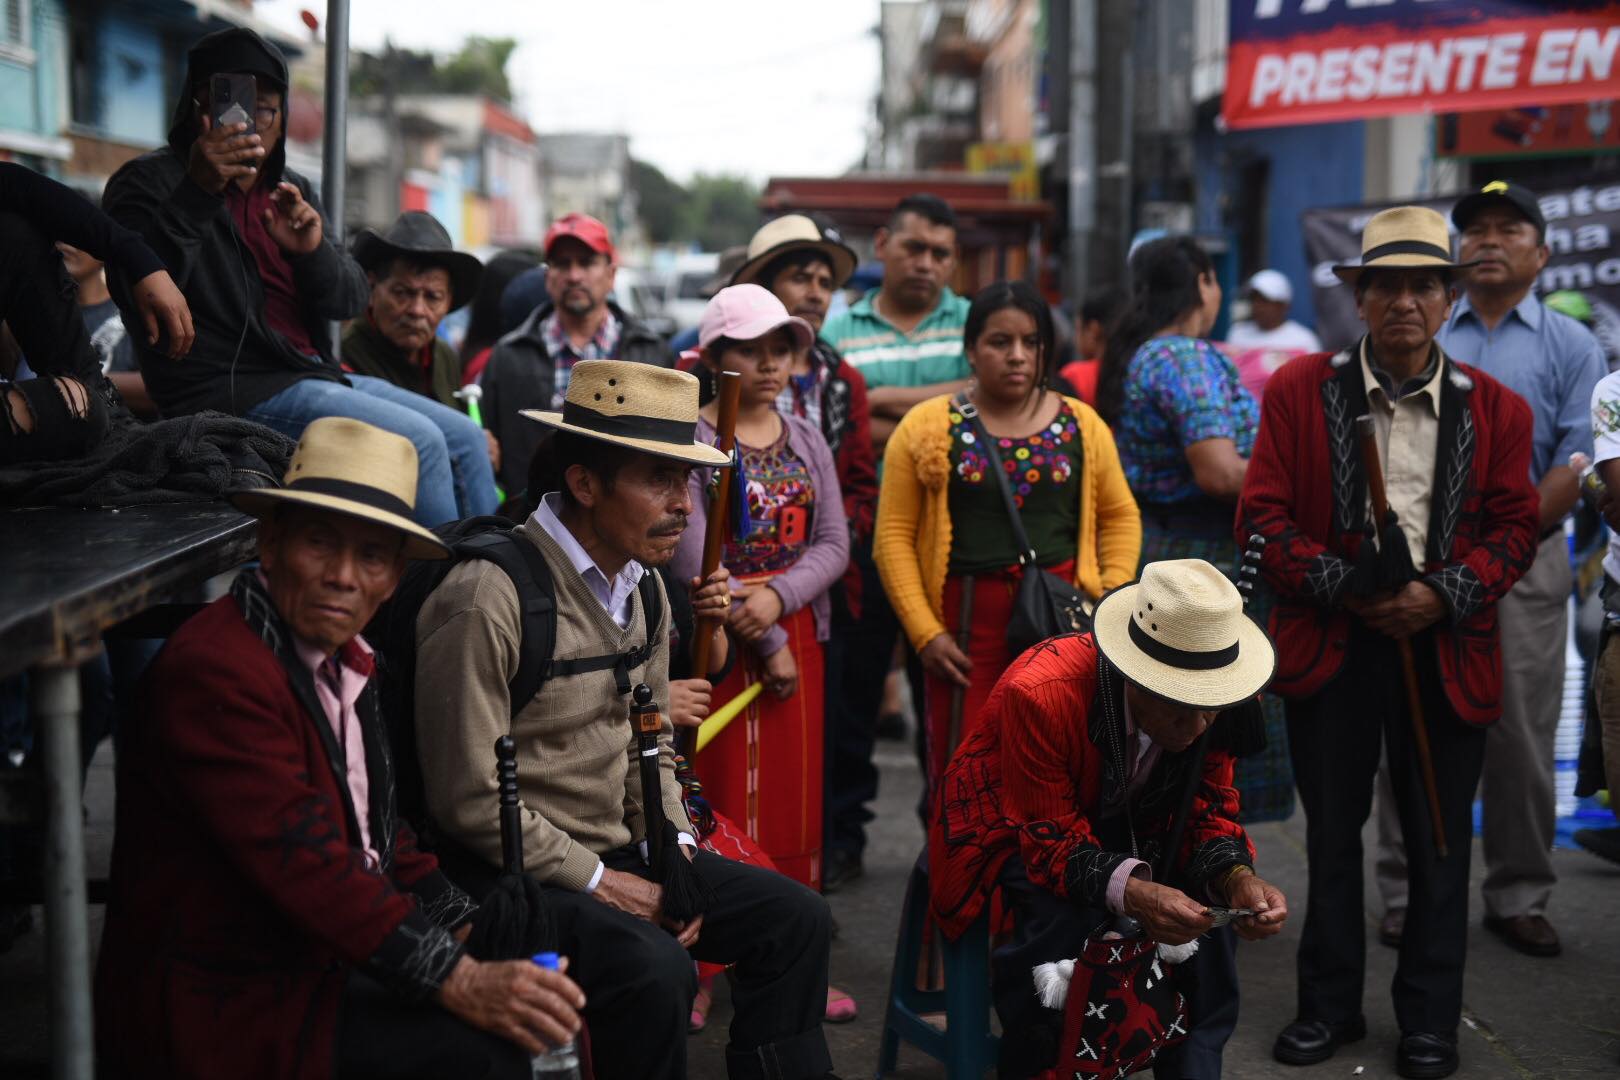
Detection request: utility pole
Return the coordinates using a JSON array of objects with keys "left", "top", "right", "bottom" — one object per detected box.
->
[
  {"left": 321, "top": 0, "right": 351, "bottom": 357},
  {"left": 1090, "top": 0, "right": 1134, "bottom": 292},
  {"left": 1066, "top": 0, "right": 1097, "bottom": 302}
]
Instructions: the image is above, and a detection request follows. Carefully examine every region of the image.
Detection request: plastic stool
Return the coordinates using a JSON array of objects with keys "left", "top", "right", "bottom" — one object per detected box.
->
[{"left": 875, "top": 849, "right": 999, "bottom": 1079}]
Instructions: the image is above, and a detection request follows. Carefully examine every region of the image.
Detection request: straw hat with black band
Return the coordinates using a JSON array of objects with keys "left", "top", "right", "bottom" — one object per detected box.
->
[
  {"left": 522, "top": 359, "right": 732, "bottom": 468},
  {"left": 1091, "top": 559, "right": 1275, "bottom": 710},
  {"left": 731, "top": 214, "right": 858, "bottom": 290},
  {"left": 352, "top": 211, "right": 485, "bottom": 312},
  {"left": 229, "top": 416, "right": 450, "bottom": 560},
  {"left": 1331, "top": 205, "right": 1479, "bottom": 285}
]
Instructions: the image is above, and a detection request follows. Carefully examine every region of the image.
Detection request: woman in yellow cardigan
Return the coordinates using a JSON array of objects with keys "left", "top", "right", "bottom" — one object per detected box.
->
[{"left": 875, "top": 280, "right": 1141, "bottom": 791}]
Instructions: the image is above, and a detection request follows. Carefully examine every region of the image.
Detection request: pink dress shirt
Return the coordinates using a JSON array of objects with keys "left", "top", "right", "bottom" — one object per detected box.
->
[{"left": 294, "top": 634, "right": 381, "bottom": 870}]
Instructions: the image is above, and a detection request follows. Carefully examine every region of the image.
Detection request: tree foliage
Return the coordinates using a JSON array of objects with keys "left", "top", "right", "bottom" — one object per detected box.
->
[
  {"left": 350, "top": 37, "right": 519, "bottom": 103},
  {"left": 630, "top": 161, "right": 760, "bottom": 250}
]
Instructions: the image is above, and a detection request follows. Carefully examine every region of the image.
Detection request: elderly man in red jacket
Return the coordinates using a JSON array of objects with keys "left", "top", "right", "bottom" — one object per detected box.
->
[
  {"left": 1237, "top": 206, "right": 1539, "bottom": 1080},
  {"left": 95, "top": 417, "right": 584, "bottom": 1080}
]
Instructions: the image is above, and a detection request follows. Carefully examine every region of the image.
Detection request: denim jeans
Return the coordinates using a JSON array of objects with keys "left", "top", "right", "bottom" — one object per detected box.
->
[{"left": 246, "top": 374, "right": 499, "bottom": 525}]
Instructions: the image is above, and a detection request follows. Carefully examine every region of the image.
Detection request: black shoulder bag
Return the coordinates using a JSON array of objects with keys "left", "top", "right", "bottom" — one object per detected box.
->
[{"left": 957, "top": 394, "right": 1092, "bottom": 656}]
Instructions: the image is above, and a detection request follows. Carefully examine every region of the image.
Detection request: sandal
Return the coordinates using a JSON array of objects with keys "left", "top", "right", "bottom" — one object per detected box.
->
[
  {"left": 689, "top": 979, "right": 714, "bottom": 1033},
  {"left": 824, "top": 985, "right": 858, "bottom": 1023}
]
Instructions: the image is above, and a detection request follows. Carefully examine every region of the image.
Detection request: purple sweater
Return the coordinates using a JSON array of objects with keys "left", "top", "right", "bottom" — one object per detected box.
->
[{"left": 674, "top": 412, "right": 849, "bottom": 657}]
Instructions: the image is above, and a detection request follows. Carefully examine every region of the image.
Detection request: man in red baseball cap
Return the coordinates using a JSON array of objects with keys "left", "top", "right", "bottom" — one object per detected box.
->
[{"left": 480, "top": 212, "right": 670, "bottom": 494}]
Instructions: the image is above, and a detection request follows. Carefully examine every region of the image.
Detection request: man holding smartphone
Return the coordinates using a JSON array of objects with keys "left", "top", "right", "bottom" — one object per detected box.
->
[{"left": 104, "top": 27, "right": 498, "bottom": 525}]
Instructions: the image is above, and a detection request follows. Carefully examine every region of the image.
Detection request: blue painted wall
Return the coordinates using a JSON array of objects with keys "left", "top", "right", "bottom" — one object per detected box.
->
[
  {"left": 96, "top": 15, "right": 170, "bottom": 146},
  {"left": 0, "top": 0, "right": 66, "bottom": 144},
  {"left": 1195, "top": 118, "right": 1365, "bottom": 331}
]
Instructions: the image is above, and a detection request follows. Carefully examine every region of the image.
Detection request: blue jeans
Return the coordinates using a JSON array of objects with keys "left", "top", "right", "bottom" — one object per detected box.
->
[{"left": 246, "top": 374, "right": 498, "bottom": 525}]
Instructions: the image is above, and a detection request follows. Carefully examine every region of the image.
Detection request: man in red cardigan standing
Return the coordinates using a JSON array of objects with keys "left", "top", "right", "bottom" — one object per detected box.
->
[
  {"left": 95, "top": 417, "right": 585, "bottom": 1080},
  {"left": 1237, "top": 207, "right": 1539, "bottom": 1080}
]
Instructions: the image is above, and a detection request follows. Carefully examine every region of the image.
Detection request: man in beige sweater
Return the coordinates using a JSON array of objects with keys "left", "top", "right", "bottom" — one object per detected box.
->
[{"left": 414, "top": 360, "right": 836, "bottom": 1080}]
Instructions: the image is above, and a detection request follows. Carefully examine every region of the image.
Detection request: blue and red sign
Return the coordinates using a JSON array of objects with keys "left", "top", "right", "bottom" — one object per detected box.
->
[{"left": 1222, "top": 0, "right": 1620, "bottom": 131}]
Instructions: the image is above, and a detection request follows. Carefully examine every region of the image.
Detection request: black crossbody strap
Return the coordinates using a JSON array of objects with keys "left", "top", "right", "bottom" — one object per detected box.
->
[{"left": 958, "top": 394, "right": 1037, "bottom": 565}]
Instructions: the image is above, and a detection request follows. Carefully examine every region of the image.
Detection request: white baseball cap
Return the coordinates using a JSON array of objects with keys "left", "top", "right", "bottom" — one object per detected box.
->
[{"left": 1246, "top": 269, "right": 1293, "bottom": 303}]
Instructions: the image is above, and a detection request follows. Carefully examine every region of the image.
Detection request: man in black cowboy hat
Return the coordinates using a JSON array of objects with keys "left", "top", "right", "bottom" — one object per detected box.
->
[
  {"left": 1239, "top": 205, "right": 1539, "bottom": 1079},
  {"left": 103, "top": 27, "right": 498, "bottom": 525},
  {"left": 96, "top": 417, "right": 586, "bottom": 1079},
  {"left": 345, "top": 211, "right": 484, "bottom": 409},
  {"left": 415, "top": 359, "right": 837, "bottom": 1080}
]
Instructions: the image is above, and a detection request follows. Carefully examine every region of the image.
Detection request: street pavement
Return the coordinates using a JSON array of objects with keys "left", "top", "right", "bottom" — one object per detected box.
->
[{"left": 2, "top": 738, "right": 1617, "bottom": 1077}]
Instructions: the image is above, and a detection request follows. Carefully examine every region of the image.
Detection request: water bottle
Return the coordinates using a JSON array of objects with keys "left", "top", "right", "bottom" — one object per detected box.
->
[{"left": 530, "top": 952, "right": 582, "bottom": 1079}]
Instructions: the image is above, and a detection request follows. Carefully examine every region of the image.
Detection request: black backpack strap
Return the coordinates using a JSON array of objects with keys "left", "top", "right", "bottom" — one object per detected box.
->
[
  {"left": 455, "top": 531, "right": 557, "bottom": 720},
  {"left": 547, "top": 570, "right": 666, "bottom": 696}
]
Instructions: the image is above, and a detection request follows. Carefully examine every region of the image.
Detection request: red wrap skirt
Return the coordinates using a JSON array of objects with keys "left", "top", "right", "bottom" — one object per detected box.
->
[{"left": 696, "top": 573, "right": 825, "bottom": 890}]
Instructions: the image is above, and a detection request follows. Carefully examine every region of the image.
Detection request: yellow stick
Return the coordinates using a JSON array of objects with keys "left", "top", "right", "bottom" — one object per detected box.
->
[{"left": 695, "top": 682, "right": 764, "bottom": 755}]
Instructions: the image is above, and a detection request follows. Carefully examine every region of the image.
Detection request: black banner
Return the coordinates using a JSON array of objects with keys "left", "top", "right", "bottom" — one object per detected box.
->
[{"left": 1302, "top": 180, "right": 1620, "bottom": 368}]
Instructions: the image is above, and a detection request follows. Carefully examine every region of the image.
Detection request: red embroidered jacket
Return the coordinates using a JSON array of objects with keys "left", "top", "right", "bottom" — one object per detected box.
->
[
  {"left": 1235, "top": 347, "right": 1538, "bottom": 724},
  {"left": 95, "top": 588, "right": 476, "bottom": 1080},
  {"left": 929, "top": 634, "right": 1253, "bottom": 940}
]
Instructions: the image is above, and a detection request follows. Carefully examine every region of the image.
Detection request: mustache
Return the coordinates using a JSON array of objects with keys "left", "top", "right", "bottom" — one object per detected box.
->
[{"left": 649, "top": 514, "right": 688, "bottom": 537}]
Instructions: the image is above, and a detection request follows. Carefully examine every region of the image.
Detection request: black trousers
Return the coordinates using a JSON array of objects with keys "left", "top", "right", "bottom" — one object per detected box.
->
[
  {"left": 824, "top": 540, "right": 896, "bottom": 859},
  {"left": 336, "top": 971, "right": 531, "bottom": 1079},
  {"left": 546, "top": 846, "right": 831, "bottom": 1080},
  {"left": 1287, "top": 627, "right": 1487, "bottom": 1036},
  {"left": 992, "top": 857, "right": 1239, "bottom": 1080},
  {"left": 0, "top": 210, "right": 114, "bottom": 464}
]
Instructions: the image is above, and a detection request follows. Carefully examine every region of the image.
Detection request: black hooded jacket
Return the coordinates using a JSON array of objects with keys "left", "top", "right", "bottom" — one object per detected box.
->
[{"left": 103, "top": 28, "right": 367, "bottom": 418}]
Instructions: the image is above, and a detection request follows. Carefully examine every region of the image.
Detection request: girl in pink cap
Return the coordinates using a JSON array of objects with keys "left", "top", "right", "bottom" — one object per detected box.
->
[{"left": 672, "top": 283, "right": 857, "bottom": 1026}]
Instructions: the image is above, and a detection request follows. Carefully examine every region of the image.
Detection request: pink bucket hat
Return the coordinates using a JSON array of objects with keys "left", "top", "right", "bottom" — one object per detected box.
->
[{"left": 697, "top": 284, "right": 815, "bottom": 353}]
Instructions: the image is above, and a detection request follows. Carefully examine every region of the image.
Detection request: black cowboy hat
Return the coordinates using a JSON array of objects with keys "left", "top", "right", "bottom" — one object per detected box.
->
[{"left": 352, "top": 211, "right": 484, "bottom": 312}]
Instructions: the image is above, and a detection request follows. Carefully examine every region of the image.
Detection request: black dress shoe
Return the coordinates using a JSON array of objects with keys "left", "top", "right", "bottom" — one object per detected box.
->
[
  {"left": 822, "top": 849, "right": 863, "bottom": 893},
  {"left": 1273, "top": 1015, "right": 1368, "bottom": 1065},
  {"left": 1396, "top": 1031, "right": 1459, "bottom": 1079}
]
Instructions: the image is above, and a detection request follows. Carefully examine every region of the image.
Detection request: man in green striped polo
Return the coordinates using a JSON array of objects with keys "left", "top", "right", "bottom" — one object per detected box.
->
[{"left": 822, "top": 193, "right": 971, "bottom": 450}]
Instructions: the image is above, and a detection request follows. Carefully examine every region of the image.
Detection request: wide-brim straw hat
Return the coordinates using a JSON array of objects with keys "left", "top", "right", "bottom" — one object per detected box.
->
[
  {"left": 1092, "top": 559, "right": 1275, "bottom": 710},
  {"left": 352, "top": 211, "right": 484, "bottom": 311},
  {"left": 229, "top": 417, "right": 449, "bottom": 560},
  {"left": 1332, "top": 205, "right": 1479, "bottom": 284},
  {"left": 521, "top": 359, "right": 731, "bottom": 468},
  {"left": 731, "top": 214, "right": 858, "bottom": 290}
]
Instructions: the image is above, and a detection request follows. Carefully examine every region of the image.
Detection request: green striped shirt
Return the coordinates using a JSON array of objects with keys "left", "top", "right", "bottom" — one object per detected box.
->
[{"left": 821, "top": 287, "right": 972, "bottom": 391}]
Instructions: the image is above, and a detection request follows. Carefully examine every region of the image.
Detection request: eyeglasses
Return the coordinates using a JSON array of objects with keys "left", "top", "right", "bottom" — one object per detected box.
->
[{"left": 253, "top": 106, "right": 281, "bottom": 130}]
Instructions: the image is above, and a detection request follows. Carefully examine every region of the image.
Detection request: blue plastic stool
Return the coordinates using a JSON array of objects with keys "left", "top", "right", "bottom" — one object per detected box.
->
[{"left": 875, "top": 849, "right": 1000, "bottom": 1079}]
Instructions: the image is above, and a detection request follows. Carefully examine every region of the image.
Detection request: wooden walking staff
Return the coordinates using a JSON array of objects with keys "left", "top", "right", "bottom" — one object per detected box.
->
[
  {"left": 1355, "top": 415, "right": 1449, "bottom": 859},
  {"left": 684, "top": 370, "right": 743, "bottom": 756}
]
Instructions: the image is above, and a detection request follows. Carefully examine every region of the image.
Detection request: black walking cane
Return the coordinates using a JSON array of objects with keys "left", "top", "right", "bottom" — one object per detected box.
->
[
  {"left": 462, "top": 736, "right": 553, "bottom": 960},
  {"left": 630, "top": 683, "right": 713, "bottom": 923},
  {"left": 1161, "top": 536, "right": 1266, "bottom": 884},
  {"left": 1355, "top": 416, "right": 1449, "bottom": 859}
]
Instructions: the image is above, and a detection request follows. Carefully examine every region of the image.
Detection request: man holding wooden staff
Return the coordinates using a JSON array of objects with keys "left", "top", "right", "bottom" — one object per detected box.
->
[{"left": 1237, "top": 206, "right": 1539, "bottom": 1080}]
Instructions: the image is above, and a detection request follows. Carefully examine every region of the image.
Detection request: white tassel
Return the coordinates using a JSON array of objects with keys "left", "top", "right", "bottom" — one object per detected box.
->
[
  {"left": 1031, "top": 940, "right": 1200, "bottom": 1011},
  {"left": 1032, "top": 958, "right": 1076, "bottom": 1009},
  {"left": 1157, "top": 939, "right": 1200, "bottom": 964}
]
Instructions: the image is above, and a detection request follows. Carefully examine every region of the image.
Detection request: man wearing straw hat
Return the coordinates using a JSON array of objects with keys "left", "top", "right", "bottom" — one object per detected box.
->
[
  {"left": 930, "top": 559, "right": 1289, "bottom": 1079},
  {"left": 96, "top": 417, "right": 586, "bottom": 1079},
  {"left": 1238, "top": 206, "right": 1539, "bottom": 1079},
  {"left": 415, "top": 359, "right": 836, "bottom": 1080}
]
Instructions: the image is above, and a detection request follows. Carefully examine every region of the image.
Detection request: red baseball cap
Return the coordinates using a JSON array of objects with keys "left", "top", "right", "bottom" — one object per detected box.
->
[{"left": 544, "top": 213, "right": 615, "bottom": 262}]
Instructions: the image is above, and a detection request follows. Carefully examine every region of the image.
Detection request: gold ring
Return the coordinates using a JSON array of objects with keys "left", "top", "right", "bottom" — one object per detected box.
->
[{"left": 718, "top": 594, "right": 732, "bottom": 607}]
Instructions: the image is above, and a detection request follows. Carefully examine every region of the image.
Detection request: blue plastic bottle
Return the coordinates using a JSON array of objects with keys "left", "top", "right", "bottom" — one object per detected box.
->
[{"left": 530, "top": 952, "right": 581, "bottom": 1078}]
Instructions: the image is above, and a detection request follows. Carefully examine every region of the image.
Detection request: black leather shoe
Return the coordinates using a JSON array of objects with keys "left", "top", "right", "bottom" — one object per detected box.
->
[
  {"left": 1396, "top": 1031, "right": 1459, "bottom": 1079},
  {"left": 1273, "top": 1015, "right": 1368, "bottom": 1065},
  {"left": 822, "top": 849, "right": 863, "bottom": 893}
]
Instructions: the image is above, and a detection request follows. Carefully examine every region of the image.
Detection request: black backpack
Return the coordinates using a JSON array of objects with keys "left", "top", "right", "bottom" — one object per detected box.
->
[{"left": 366, "top": 515, "right": 664, "bottom": 838}]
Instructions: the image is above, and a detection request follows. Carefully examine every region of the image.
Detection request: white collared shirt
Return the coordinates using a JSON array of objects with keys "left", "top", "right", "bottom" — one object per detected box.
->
[
  {"left": 1360, "top": 341, "right": 1444, "bottom": 560},
  {"left": 531, "top": 492, "right": 646, "bottom": 630}
]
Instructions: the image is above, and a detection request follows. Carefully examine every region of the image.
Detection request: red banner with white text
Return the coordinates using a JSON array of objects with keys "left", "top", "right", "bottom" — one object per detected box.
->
[{"left": 1222, "top": 0, "right": 1620, "bottom": 131}]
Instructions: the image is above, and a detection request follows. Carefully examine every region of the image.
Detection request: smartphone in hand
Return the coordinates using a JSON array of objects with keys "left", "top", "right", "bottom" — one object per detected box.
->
[
  {"left": 1201, "top": 906, "right": 1257, "bottom": 928},
  {"left": 210, "top": 73, "right": 256, "bottom": 128}
]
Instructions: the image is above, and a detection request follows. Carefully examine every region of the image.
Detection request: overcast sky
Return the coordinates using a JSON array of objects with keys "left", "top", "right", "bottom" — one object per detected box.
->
[{"left": 257, "top": 0, "right": 884, "bottom": 184}]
